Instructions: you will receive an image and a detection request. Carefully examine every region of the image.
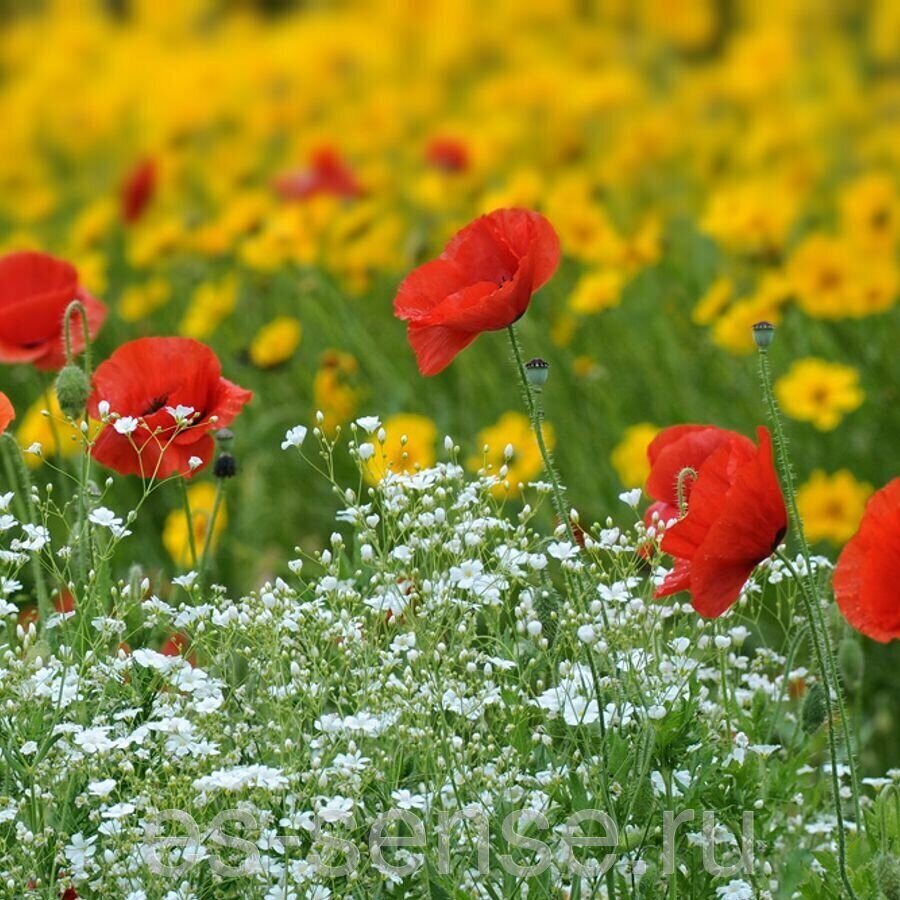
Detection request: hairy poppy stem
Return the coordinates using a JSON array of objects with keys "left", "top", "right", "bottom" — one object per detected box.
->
[
  {"left": 759, "top": 346, "right": 861, "bottom": 898},
  {"left": 62, "top": 300, "right": 93, "bottom": 377},
  {"left": 506, "top": 325, "right": 575, "bottom": 545}
]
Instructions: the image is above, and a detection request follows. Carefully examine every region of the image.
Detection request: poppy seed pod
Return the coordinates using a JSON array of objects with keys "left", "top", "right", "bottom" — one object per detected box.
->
[
  {"left": 752, "top": 320, "right": 776, "bottom": 350},
  {"left": 55, "top": 364, "right": 91, "bottom": 419},
  {"left": 525, "top": 357, "right": 550, "bottom": 388},
  {"left": 214, "top": 452, "right": 237, "bottom": 479}
]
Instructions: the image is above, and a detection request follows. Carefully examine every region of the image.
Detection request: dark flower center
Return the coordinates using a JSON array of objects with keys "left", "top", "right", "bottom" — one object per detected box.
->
[{"left": 142, "top": 394, "right": 168, "bottom": 416}]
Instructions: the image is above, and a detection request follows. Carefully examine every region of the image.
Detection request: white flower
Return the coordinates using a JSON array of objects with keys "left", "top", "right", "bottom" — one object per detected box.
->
[
  {"left": 166, "top": 404, "right": 196, "bottom": 425},
  {"left": 88, "top": 778, "right": 117, "bottom": 798},
  {"left": 26, "top": 442, "right": 42, "bottom": 456},
  {"left": 74, "top": 726, "right": 115, "bottom": 755},
  {"left": 97, "top": 400, "right": 111, "bottom": 419},
  {"left": 281, "top": 425, "right": 308, "bottom": 449},
  {"left": 576, "top": 624, "right": 597, "bottom": 645},
  {"left": 618, "top": 488, "right": 642, "bottom": 508},
  {"left": 188, "top": 456, "right": 203, "bottom": 471},
  {"left": 358, "top": 442, "right": 375, "bottom": 461},
  {"left": 317, "top": 795, "right": 355, "bottom": 823},
  {"left": 715, "top": 880, "right": 754, "bottom": 899},
  {"left": 355, "top": 416, "right": 381, "bottom": 433},
  {"left": 114, "top": 416, "right": 140, "bottom": 435},
  {"left": 547, "top": 541, "right": 579, "bottom": 561},
  {"left": 102, "top": 801, "right": 135, "bottom": 819}
]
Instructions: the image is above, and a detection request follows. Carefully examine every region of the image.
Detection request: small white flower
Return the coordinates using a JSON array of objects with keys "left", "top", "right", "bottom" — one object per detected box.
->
[
  {"left": 88, "top": 778, "right": 117, "bottom": 798},
  {"left": 355, "top": 416, "right": 381, "bottom": 433},
  {"left": 281, "top": 425, "right": 308, "bottom": 450},
  {"left": 166, "top": 404, "right": 196, "bottom": 425},
  {"left": 188, "top": 456, "right": 203, "bottom": 471},
  {"left": 618, "top": 488, "right": 642, "bottom": 508},
  {"left": 114, "top": 416, "right": 140, "bottom": 435},
  {"left": 26, "top": 442, "right": 42, "bottom": 456},
  {"left": 97, "top": 400, "right": 111, "bottom": 418},
  {"left": 358, "top": 442, "right": 375, "bottom": 461}
]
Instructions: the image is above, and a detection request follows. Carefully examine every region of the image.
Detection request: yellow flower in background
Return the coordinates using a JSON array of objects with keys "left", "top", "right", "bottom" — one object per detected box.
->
[
  {"left": 126, "top": 217, "right": 184, "bottom": 268},
  {"left": 611, "top": 423, "right": 660, "bottom": 487},
  {"left": 362, "top": 413, "right": 437, "bottom": 485},
  {"left": 787, "top": 233, "right": 855, "bottom": 319},
  {"left": 692, "top": 277, "right": 733, "bottom": 326},
  {"left": 249, "top": 316, "right": 302, "bottom": 368},
  {"left": 70, "top": 198, "right": 116, "bottom": 251},
  {"left": 468, "top": 411, "right": 552, "bottom": 498},
  {"left": 702, "top": 178, "right": 799, "bottom": 254},
  {"left": 797, "top": 469, "right": 872, "bottom": 545},
  {"left": 568, "top": 270, "right": 624, "bottom": 316},
  {"left": 162, "top": 482, "right": 227, "bottom": 569},
  {"left": 17, "top": 392, "right": 95, "bottom": 468},
  {"left": 839, "top": 172, "right": 899, "bottom": 254},
  {"left": 179, "top": 275, "right": 239, "bottom": 339},
  {"left": 710, "top": 273, "right": 790, "bottom": 354},
  {"left": 118, "top": 278, "right": 171, "bottom": 323},
  {"left": 313, "top": 350, "right": 360, "bottom": 437},
  {"left": 775, "top": 358, "right": 864, "bottom": 431}
]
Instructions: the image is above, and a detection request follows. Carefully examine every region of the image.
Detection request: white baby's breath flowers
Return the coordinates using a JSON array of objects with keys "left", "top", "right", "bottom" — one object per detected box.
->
[
  {"left": 113, "top": 416, "right": 140, "bottom": 435},
  {"left": 281, "top": 425, "right": 308, "bottom": 449},
  {"left": 355, "top": 416, "right": 381, "bottom": 433}
]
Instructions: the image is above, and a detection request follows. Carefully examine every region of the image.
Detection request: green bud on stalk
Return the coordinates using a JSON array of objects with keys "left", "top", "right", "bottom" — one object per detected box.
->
[{"left": 55, "top": 364, "right": 91, "bottom": 419}]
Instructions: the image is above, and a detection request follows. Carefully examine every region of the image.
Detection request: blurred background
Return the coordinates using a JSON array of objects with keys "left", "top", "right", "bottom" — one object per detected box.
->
[{"left": 0, "top": 0, "right": 898, "bottom": 761}]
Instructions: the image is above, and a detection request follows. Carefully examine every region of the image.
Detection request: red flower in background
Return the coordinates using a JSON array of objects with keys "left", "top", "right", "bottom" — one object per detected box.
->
[
  {"left": 644, "top": 425, "right": 754, "bottom": 526},
  {"left": 655, "top": 426, "right": 787, "bottom": 618},
  {"left": 393, "top": 208, "right": 560, "bottom": 375},
  {"left": 834, "top": 478, "right": 900, "bottom": 642},
  {"left": 87, "top": 337, "right": 251, "bottom": 479},
  {"left": 425, "top": 137, "right": 470, "bottom": 172},
  {"left": 274, "top": 146, "right": 363, "bottom": 201},
  {"left": 120, "top": 158, "right": 157, "bottom": 224},
  {"left": 0, "top": 391, "right": 14, "bottom": 435},
  {"left": 162, "top": 632, "right": 197, "bottom": 666},
  {"left": 0, "top": 251, "right": 106, "bottom": 370}
]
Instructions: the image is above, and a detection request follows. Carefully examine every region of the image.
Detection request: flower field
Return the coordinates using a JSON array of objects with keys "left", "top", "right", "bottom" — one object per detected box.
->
[{"left": 0, "top": 1, "right": 899, "bottom": 897}]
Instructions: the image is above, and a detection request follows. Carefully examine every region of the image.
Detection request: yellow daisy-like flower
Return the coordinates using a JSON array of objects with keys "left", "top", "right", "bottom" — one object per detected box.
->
[
  {"left": 249, "top": 316, "right": 302, "bottom": 369},
  {"left": 797, "top": 469, "right": 872, "bottom": 545},
  {"left": 313, "top": 350, "right": 360, "bottom": 438},
  {"left": 839, "top": 172, "right": 900, "bottom": 254},
  {"left": 787, "top": 233, "right": 855, "bottom": 319},
  {"left": 692, "top": 277, "right": 733, "bottom": 326},
  {"left": 162, "top": 482, "right": 227, "bottom": 570},
  {"left": 568, "top": 269, "right": 624, "bottom": 316},
  {"left": 610, "top": 423, "right": 660, "bottom": 488},
  {"left": 17, "top": 392, "right": 96, "bottom": 468},
  {"left": 467, "top": 411, "right": 552, "bottom": 498},
  {"left": 775, "top": 358, "right": 864, "bottom": 431},
  {"left": 118, "top": 278, "right": 171, "bottom": 323},
  {"left": 179, "top": 275, "right": 239, "bottom": 340},
  {"left": 362, "top": 413, "right": 437, "bottom": 485}
]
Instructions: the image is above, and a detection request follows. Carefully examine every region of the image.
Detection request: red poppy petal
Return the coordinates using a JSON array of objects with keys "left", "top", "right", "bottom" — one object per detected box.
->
[
  {"left": 0, "top": 391, "right": 14, "bottom": 435},
  {"left": 485, "top": 208, "right": 561, "bottom": 290},
  {"left": 655, "top": 558, "right": 692, "bottom": 598},
  {"left": 393, "top": 258, "right": 468, "bottom": 321},
  {"left": 689, "top": 555, "right": 757, "bottom": 618},
  {"left": 406, "top": 323, "right": 479, "bottom": 376},
  {"left": 443, "top": 213, "right": 520, "bottom": 282}
]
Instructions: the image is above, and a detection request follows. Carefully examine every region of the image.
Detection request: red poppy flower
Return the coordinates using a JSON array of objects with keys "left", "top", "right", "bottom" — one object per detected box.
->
[
  {"left": 87, "top": 337, "right": 252, "bottom": 479},
  {"left": 644, "top": 425, "right": 754, "bottom": 526},
  {"left": 120, "top": 158, "right": 157, "bottom": 224},
  {"left": 161, "top": 631, "right": 197, "bottom": 666},
  {"left": 834, "top": 478, "right": 900, "bottom": 643},
  {"left": 393, "top": 208, "right": 561, "bottom": 375},
  {"left": 0, "top": 251, "right": 106, "bottom": 370},
  {"left": 0, "top": 391, "right": 13, "bottom": 435},
  {"left": 274, "top": 146, "right": 362, "bottom": 201},
  {"left": 655, "top": 426, "right": 787, "bottom": 618},
  {"left": 425, "top": 137, "right": 470, "bottom": 172}
]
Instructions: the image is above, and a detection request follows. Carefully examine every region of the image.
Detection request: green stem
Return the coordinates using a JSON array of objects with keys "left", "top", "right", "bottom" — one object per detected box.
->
[
  {"left": 179, "top": 480, "right": 198, "bottom": 570},
  {"left": 506, "top": 325, "right": 574, "bottom": 545},
  {"left": 62, "top": 300, "right": 93, "bottom": 377},
  {"left": 1, "top": 435, "right": 52, "bottom": 632},
  {"left": 759, "top": 345, "right": 859, "bottom": 898},
  {"left": 198, "top": 480, "right": 225, "bottom": 588}
]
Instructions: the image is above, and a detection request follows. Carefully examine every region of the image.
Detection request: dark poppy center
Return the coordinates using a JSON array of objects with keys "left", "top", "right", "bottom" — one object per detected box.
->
[{"left": 142, "top": 394, "right": 169, "bottom": 416}]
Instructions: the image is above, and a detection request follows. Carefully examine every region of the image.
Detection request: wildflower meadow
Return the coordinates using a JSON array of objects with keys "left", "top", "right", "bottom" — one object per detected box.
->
[{"left": 0, "top": 1, "right": 899, "bottom": 898}]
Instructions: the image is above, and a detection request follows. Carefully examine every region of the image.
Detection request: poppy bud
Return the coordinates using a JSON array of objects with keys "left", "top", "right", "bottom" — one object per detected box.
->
[
  {"left": 525, "top": 357, "right": 550, "bottom": 388},
  {"left": 801, "top": 682, "right": 828, "bottom": 734},
  {"left": 214, "top": 428, "right": 234, "bottom": 450},
  {"left": 214, "top": 453, "right": 237, "bottom": 479},
  {"left": 874, "top": 853, "right": 900, "bottom": 900},
  {"left": 837, "top": 637, "right": 864, "bottom": 692},
  {"left": 55, "top": 365, "right": 91, "bottom": 419},
  {"left": 751, "top": 321, "right": 776, "bottom": 350}
]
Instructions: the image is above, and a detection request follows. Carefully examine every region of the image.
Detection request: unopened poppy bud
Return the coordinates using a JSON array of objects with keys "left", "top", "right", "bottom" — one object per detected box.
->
[
  {"left": 214, "top": 452, "right": 237, "bottom": 479},
  {"left": 55, "top": 365, "right": 91, "bottom": 419},
  {"left": 801, "top": 682, "right": 828, "bottom": 734},
  {"left": 525, "top": 357, "right": 550, "bottom": 388},
  {"left": 837, "top": 637, "right": 864, "bottom": 692},
  {"left": 752, "top": 321, "right": 776, "bottom": 350}
]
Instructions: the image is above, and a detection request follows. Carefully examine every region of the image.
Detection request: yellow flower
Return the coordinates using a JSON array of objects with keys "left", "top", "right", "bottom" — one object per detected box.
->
[
  {"left": 610, "top": 423, "right": 660, "bottom": 487},
  {"left": 467, "top": 411, "right": 551, "bottom": 498},
  {"left": 787, "top": 234, "right": 855, "bottom": 319},
  {"left": 568, "top": 270, "right": 624, "bottom": 316},
  {"left": 775, "top": 358, "right": 864, "bottom": 431},
  {"left": 797, "top": 470, "right": 872, "bottom": 545},
  {"left": 249, "top": 316, "right": 302, "bottom": 369},
  {"left": 118, "top": 278, "right": 171, "bottom": 323},
  {"left": 702, "top": 179, "right": 799, "bottom": 254},
  {"left": 313, "top": 350, "right": 360, "bottom": 437},
  {"left": 362, "top": 413, "right": 437, "bottom": 485},
  {"left": 162, "top": 482, "right": 227, "bottom": 569},
  {"left": 16, "top": 392, "right": 96, "bottom": 468},
  {"left": 179, "top": 275, "right": 239, "bottom": 339},
  {"left": 710, "top": 273, "right": 790, "bottom": 354},
  {"left": 839, "top": 172, "right": 899, "bottom": 254},
  {"left": 692, "top": 277, "right": 733, "bottom": 326}
]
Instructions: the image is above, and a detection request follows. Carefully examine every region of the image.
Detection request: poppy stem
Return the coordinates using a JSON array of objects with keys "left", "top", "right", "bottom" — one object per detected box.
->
[
  {"left": 179, "top": 479, "right": 199, "bottom": 571},
  {"left": 62, "top": 300, "right": 93, "bottom": 377},
  {"left": 506, "top": 325, "right": 575, "bottom": 545},
  {"left": 198, "top": 480, "right": 226, "bottom": 590},
  {"left": 759, "top": 346, "right": 861, "bottom": 897}
]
